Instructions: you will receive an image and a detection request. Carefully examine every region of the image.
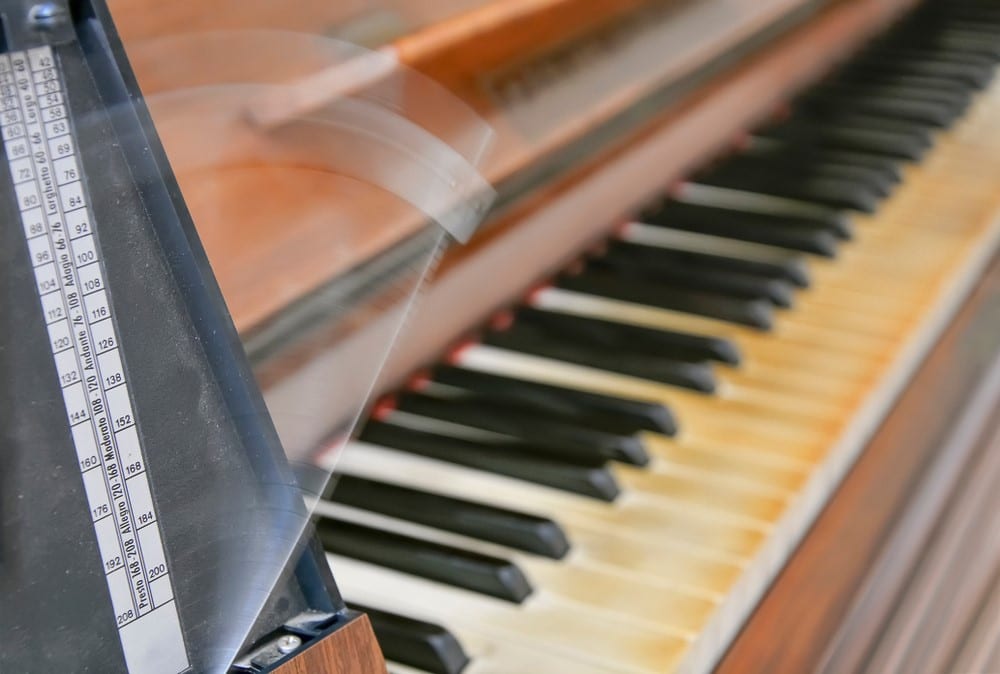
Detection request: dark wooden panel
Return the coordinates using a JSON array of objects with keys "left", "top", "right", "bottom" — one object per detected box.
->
[{"left": 273, "top": 614, "right": 387, "bottom": 674}]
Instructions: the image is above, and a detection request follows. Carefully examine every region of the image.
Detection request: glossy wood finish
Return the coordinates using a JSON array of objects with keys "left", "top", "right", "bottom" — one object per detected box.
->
[
  {"left": 439, "top": 0, "right": 815, "bottom": 202},
  {"left": 272, "top": 614, "right": 387, "bottom": 674},
  {"left": 107, "top": 0, "right": 660, "bottom": 75},
  {"left": 394, "top": 0, "right": 656, "bottom": 87},
  {"left": 715, "top": 257, "right": 1000, "bottom": 674},
  {"left": 106, "top": 0, "right": 493, "bottom": 45},
  {"left": 107, "top": 0, "right": 822, "bottom": 335}
]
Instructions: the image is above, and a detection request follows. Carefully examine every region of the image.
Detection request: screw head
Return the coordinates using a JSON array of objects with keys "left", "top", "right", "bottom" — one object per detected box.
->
[
  {"left": 28, "top": 3, "right": 68, "bottom": 31},
  {"left": 276, "top": 634, "right": 302, "bottom": 655}
]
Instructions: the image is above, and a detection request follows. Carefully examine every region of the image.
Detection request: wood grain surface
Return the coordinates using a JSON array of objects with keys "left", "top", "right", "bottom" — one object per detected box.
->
[
  {"left": 272, "top": 614, "right": 387, "bottom": 674},
  {"left": 105, "top": 0, "right": 822, "bottom": 335}
]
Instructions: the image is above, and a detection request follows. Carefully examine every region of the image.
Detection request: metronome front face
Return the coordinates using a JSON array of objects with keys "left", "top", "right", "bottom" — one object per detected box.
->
[
  {"left": 2, "top": 42, "right": 191, "bottom": 672},
  {"left": 0, "top": 3, "right": 346, "bottom": 672}
]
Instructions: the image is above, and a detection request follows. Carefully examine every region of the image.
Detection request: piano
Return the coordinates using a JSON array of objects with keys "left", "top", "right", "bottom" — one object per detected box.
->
[{"left": 9, "top": 0, "right": 1000, "bottom": 671}]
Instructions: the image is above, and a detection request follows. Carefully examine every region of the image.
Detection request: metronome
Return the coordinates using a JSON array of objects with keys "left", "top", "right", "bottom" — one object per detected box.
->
[{"left": 0, "top": 2, "right": 383, "bottom": 671}]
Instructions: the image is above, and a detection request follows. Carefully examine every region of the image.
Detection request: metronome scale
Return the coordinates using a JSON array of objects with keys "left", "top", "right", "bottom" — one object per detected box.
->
[{"left": 0, "top": 2, "right": 389, "bottom": 672}]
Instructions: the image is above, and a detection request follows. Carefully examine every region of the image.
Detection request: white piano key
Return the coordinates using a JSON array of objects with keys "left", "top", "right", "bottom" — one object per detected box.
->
[
  {"left": 675, "top": 182, "right": 847, "bottom": 222},
  {"left": 531, "top": 286, "right": 893, "bottom": 359},
  {"left": 333, "top": 442, "right": 766, "bottom": 561},
  {"left": 621, "top": 221, "right": 814, "bottom": 265},
  {"left": 319, "top": 500, "right": 721, "bottom": 631},
  {"left": 330, "top": 555, "right": 691, "bottom": 674}
]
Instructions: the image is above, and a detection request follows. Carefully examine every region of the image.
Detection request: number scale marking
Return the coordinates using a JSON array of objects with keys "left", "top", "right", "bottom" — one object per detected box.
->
[{"left": 1, "top": 46, "right": 189, "bottom": 674}]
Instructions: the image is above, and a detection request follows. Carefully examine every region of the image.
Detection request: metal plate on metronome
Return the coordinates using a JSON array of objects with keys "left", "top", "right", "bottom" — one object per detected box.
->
[{"left": 0, "top": 1, "right": 495, "bottom": 672}]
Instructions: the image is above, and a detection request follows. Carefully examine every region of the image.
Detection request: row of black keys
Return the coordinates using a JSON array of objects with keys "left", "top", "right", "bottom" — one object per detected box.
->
[{"left": 318, "top": 2, "right": 1000, "bottom": 672}]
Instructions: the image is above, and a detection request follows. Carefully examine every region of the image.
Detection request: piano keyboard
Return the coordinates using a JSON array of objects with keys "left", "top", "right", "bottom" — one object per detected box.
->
[{"left": 313, "top": 2, "right": 1000, "bottom": 672}]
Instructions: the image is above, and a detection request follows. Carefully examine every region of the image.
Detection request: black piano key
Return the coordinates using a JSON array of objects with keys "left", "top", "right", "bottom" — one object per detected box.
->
[
  {"left": 919, "top": 28, "right": 1000, "bottom": 56},
  {"left": 911, "top": 3, "right": 1000, "bottom": 23},
  {"left": 328, "top": 475, "right": 571, "bottom": 559},
  {"left": 716, "top": 152, "right": 899, "bottom": 197},
  {"left": 432, "top": 365, "right": 679, "bottom": 436},
  {"left": 843, "top": 57, "right": 993, "bottom": 90},
  {"left": 807, "top": 82, "right": 971, "bottom": 119},
  {"left": 812, "top": 76, "right": 973, "bottom": 109},
  {"left": 864, "top": 34, "right": 1000, "bottom": 61},
  {"left": 517, "top": 305, "right": 742, "bottom": 364},
  {"left": 611, "top": 237, "right": 811, "bottom": 287},
  {"left": 319, "top": 518, "right": 534, "bottom": 603},
  {"left": 557, "top": 270, "right": 774, "bottom": 330},
  {"left": 873, "top": 24, "right": 1000, "bottom": 47},
  {"left": 694, "top": 165, "right": 883, "bottom": 213},
  {"left": 741, "top": 142, "right": 904, "bottom": 193},
  {"left": 359, "top": 421, "right": 621, "bottom": 502},
  {"left": 807, "top": 101, "right": 949, "bottom": 137},
  {"left": 484, "top": 322, "right": 719, "bottom": 392},
  {"left": 882, "top": 29, "right": 1000, "bottom": 60},
  {"left": 917, "top": 0, "right": 1000, "bottom": 13},
  {"left": 877, "top": 47, "right": 999, "bottom": 71},
  {"left": 796, "top": 90, "right": 959, "bottom": 128},
  {"left": 747, "top": 140, "right": 908, "bottom": 184},
  {"left": 759, "top": 118, "right": 930, "bottom": 161},
  {"left": 833, "top": 70, "right": 981, "bottom": 98},
  {"left": 590, "top": 248, "right": 796, "bottom": 306},
  {"left": 796, "top": 108, "right": 941, "bottom": 142},
  {"left": 349, "top": 605, "right": 470, "bottom": 674},
  {"left": 395, "top": 391, "right": 650, "bottom": 466},
  {"left": 642, "top": 201, "right": 841, "bottom": 257},
  {"left": 912, "top": 15, "right": 1000, "bottom": 34},
  {"left": 898, "top": 30, "right": 1000, "bottom": 54},
  {"left": 911, "top": 15, "right": 1000, "bottom": 32}
]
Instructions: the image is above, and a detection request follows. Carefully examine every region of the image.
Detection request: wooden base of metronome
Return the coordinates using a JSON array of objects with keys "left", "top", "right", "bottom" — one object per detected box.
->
[{"left": 273, "top": 613, "right": 387, "bottom": 674}]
